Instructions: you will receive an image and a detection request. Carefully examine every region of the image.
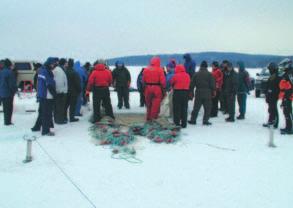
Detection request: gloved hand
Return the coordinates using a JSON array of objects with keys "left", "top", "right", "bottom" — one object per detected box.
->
[
  {"left": 127, "top": 81, "right": 131, "bottom": 88},
  {"left": 86, "top": 90, "right": 90, "bottom": 97}
]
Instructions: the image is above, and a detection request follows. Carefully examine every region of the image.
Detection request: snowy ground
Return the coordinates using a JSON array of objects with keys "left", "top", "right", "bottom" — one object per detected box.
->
[{"left": 1, "top": 67, "right": 293, "bottom": 208}]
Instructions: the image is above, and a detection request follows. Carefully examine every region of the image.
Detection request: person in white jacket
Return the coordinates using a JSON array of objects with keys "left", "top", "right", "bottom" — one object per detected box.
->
[{"left": 53, "top": 58, "right": 68, "bottom": 124}]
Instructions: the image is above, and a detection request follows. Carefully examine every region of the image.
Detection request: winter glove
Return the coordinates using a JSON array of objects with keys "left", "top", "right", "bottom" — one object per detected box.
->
[
  {"left": 86, "top": 90, "right": 90, "bottom": 97},
  {"left": 127, "top": 81, "right": 131, "bottom": 88}
]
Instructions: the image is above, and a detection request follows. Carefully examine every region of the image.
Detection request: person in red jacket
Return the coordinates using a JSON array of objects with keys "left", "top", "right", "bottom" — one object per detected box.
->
[
  {"left": 143, "top": 57, "right": 166, "bottom": 121},
  {"left": 278, "top": 58, "right": 293, "bottom": 135},
  {"left": 170, "top": 65, "right": 191, "bottom": 128},
  {"left": 211, "top": 61, "right": 223, "bottom": 117},
  {"left": 87, "top": 63, "right": 114, "bottom": 123}
]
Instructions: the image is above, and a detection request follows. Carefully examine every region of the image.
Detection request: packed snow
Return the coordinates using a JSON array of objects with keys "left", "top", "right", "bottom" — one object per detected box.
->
[{"left": 0, "top": 67, "right": 293, "bottom": 208}]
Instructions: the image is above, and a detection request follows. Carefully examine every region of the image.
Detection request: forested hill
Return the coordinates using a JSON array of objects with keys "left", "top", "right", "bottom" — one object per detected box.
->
[{"left": 107, "top": 52, "right": 293, "bottom": 68}]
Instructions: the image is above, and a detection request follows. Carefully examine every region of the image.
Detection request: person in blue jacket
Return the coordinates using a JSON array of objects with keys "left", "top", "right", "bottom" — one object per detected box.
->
[
  {"left": 183, "top": 53, "right": 196, "bottom": 78},
  {"left": 74, "top": 61, "right": 88, "bottom": 116},
  {"left": 0, "top": 59, "right": 17, "bottom": 125},
  {"left": 166, "top": 60, "right": 176, "bottom": 91},
  {"left": 31, "top": 57, "right": 58, "bottom": 136}
]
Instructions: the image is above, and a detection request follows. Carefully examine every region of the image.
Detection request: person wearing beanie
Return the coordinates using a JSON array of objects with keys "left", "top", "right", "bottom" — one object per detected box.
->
[
  {"left": 170, "top": 65, "right": 190, "bottom": 128},
  {"left": 236, "top": 61, "right": 250, "bottom": 120},
  {"left": 0, "top": 58, "right": 17, "bottom": 125},
  {"left": 87, "top": 63, "right": 114, "bottom": 123},
  {"left": 263, "top": 62, "right": 281, "bottom": 129},
  {"left": 64, "top": 59, "right": 81, "bottom": 122},
  {"left": 188, "top": 61, "right": 215, "bottom": 125},
  {"left": 53, "top": 58, "right": 68, "bottom": 124},
  {"left": 31, "top": 57, "right": 57, "bottom": 136},
  {"left": 142, "top": 56, "right": 166, "bottom": 121},
  {"left": 112, "top": 61, "right": 131, "bottom": 109},
  {"left": 222, "top": 62, "right": 239, "bottom": 122},
  {"left": 211, "top": 61, "right": 223, "bottom": 117}
]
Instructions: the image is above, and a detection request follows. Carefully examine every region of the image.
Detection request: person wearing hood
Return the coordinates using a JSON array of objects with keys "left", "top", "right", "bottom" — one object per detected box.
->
[
  {"left": 236, "top": 61, "right": 250, "bottom": 120},
  {"left": 74, "top": 61, "right": 88, "bottom": 116},
  {"left": 142, "top": 57, "right": 166, "bottom": 121},
  {"left": 87, "top": 63, "right": 114, "bottom": 123},
  {"left": 112, "top": 61, "right": 131, "bottom": 109},
  {"left": 170, "top": 64, "right": 190, "bottom": 128},
  {"left": 278, "top": 58, "right": 293, "bottom": 135},
  {"left": 31, "top": 57, "right": 58, "bottom": 136},
  {"left": 137, "top": 68, "right": 145, "bottom": 107},
  {"left": 183, "top": 53, "right": 196, "bottom": 78},
  {"left": 263, "top": 62, "right": 281, "bottom": 129},
  {"left": 188, "top": 61, "right": 215, "bottom": 125},
  {"left": 0, "top": 59, "right": 17, "bottom": 125},
  {"left": 53, "top": 58, "right": 68, "bottom": 124},
  {"left": 223, "top": 62, "right": 239, "bottom": 122},
  {"left": 211, "top": 61, "right": 223, "bottom": 117}
]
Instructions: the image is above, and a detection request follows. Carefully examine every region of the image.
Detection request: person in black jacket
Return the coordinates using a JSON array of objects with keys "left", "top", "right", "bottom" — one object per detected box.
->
[
  {"left": 112, "top": 61, "right": 131, "bottom": 109},
  {"left": 236, "top": 61, "right": 250, "bottom": 120},
  {"left": 263, "top": 63, "right": 281, "bottom": 129},
  {"left": 64, "top": 59, "right": 81, "bottom": 122},
  {"left": 0, "top": 59, "right": 17, "bottom": 125},
  {"left": 188, "top": 61, "right": 216, "bottom": 125},
  {"left": 223, "top": 62, "right": 239, "bottom": 122},
  {"left": 137, "top": 68, "right": 145, "bottom": 107}
]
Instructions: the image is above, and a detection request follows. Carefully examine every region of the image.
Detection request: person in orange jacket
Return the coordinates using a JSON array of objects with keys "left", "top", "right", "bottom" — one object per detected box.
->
[
  {"left": 87, "top": 63, "right": 114, "bottom": 123},
  {"left": 211, "top": 61, "right": 223, "bottom": 117},
  {"left": 279, "top": 58, "right": 293, "bottom": 135},
  {"left": 142, "top": 57, "right": 166, "bottom": 121},
  {"left": 170, "top": 65, "right": 191, "bottom": 128}
]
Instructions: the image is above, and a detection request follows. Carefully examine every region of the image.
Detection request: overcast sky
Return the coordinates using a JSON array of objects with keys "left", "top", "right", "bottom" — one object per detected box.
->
[{"left": 1, "top": 0, "right": 292, "bottom": 61}]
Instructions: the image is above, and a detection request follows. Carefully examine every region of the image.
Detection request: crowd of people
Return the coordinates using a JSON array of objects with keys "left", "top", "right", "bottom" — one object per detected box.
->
[{"left": 0, "top": 55, "right": 292, "bottom": 136}]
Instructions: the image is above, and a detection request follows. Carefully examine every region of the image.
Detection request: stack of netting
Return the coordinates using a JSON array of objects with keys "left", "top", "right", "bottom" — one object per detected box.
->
[
  {"left": 129, "top": 121, "right": 181, "bottom": 144},
  {"left": 89, "top": 118, "right": 136, "bottom": 147}
]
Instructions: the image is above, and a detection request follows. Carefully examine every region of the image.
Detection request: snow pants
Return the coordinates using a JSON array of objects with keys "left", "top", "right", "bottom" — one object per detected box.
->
[
  {"left": 65, "top": 94, "right": 78, "bottom": 121},
  {"left": 237, "top": 93, "right": 247, "bottom": 116},
  {"left": 144, "top": 85, "right": 163, "bottom": 121},
  {"left": 116, "top": 86, "right": 129, "bottom": 108},
  {"left": 267, "top": 99, "right": 279, "bottom": 128},
  {"left": 190, "top": 95, "right": 212, "bottom": 123},
  {"left": 173, "top": 90, "right": 188, "bottom": 127},
  {"left": 211, "top": 90, "right": 220, "bottom": 117},
  {"left": 75, "top": 93, "right": 83, "bottom": 116},
  {"left": 54, "top": 93, "right": 67, "bottom": 124},
  {"left": 92, "top": 87, "right": 114, "bottom": 122},
  {"left": 282, "top": 99, "right": 292, "bottom": 131},
  {"left": 226, "top": 93, "right": 236, "bottom": 119},
  {"left": 1, "top": 96, "right": 14, "bottom": 125},
  {"left": 34, "top": 99, "right": 54, "bottom": 135}
]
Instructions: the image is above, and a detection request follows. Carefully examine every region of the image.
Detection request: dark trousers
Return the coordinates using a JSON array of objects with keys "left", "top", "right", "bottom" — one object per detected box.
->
[
  {"left": 93, "top": 87, "right": 114, "bottom": 122},
  {"left": 139, "top": 90, "right": 145, "bottom": 106},
  {"left": 1, "top": 97, "right": 14, "bottom": 125},
  {"left": 173, "top": 90, "right": 188, "bottom": 127},
  {"left": 226, "top": 94, "right": 236, "bottom": 119},
  {"left": 237, "top": 93, "right": 247, "bottom": 116},
  {"left": 191, "top": 96, "right": 212, "bottom": 123},
  {"left": 283, "top": 99, "right": 292, "bottom": 130},
  {"left": 65, "top": 94, "right": 78, "bottom": 121},
  {"left": 116, "top": 86, "right": 129, "bottom": 108},
  {"left": 33, "top": 99, "right": 54, "bottom": 134},
  {"left": 211, "top": 90, "right": 220, "bottom": 116},
  {"left": 268, "top": 100, "right": 279, "bottom": 128},
  {"left": 54, "top": 93, "right": 67, "bottom": 124},
  {"left": 220, "top": 91, "right": 227, "bottom": 112}
]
